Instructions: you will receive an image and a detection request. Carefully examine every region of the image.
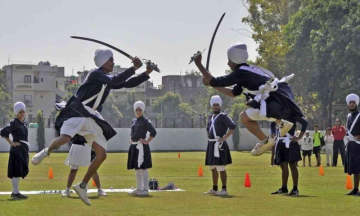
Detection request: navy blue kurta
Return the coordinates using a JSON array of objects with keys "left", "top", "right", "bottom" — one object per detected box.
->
[
  {"left": 209, "top": 64, "right": 304, "bottom": 121},
  {"left": 127, "top": 116, "right": 157, "bottom": 170},
  {"left": 345, "top": 110, "right": 360, "bottom": 175},
  {"left": 55, "top": 68, "right": 150, "bottom": 140},
  {"left": 1, "top": 118, "right": 29, "bottom": 179},
  {"left": 205, "top": 113, "right": 235, "bottom": 166}
]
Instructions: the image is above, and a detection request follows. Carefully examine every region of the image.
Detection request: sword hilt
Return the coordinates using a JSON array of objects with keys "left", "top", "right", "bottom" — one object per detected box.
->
[
  {"left": 142, "top": 58, "right": 161, "bottom": 73},
  {"left": 189, "top": 49, "right": 206, "bottom": 65}
]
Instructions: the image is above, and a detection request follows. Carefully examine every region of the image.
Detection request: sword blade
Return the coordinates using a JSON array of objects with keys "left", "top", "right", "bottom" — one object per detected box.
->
[
  {"left": 206, "top": 12, "right": 226, "bottom": 71},
  {"left": 71, "top": 36, "right": 134, "bottom": 60}
]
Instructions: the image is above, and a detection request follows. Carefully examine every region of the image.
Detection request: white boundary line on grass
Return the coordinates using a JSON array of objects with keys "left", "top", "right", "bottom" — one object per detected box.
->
[{"left": 0, "top": 188, "right": 185, "bottom": 195}]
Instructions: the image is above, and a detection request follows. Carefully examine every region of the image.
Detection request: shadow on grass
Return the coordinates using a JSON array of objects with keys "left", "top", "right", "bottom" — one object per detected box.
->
[
  {"left": 5, "top": 198, "right": 29, "bottom": 202},
  {"left": 284, "top": 195, "right": 317, "bottom": 198},
  {"left": 136, "top": 195, "right": 154, "bottom": 198},
  {"left": 68, "top": 196, "right": 100, "bottom": 200}
]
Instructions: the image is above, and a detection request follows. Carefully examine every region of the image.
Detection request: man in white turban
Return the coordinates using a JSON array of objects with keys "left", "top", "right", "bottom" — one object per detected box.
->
[
  {"left": 32, "top": 48, "right": 155, "bottom": 206},
  {"left": 193, "top": 43, "right": 306, "bottom": 157},
  {"left": 344, "top": 93, "right": 360, "bottom": 196},
  {"left": 204, "top": 95, "right": 235, "bottom": 196}
]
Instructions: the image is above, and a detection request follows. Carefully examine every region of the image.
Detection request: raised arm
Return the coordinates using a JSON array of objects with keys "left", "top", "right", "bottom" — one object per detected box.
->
[
  {"left": 113, "top": 67, "right": 153, "bottom": 89},
  {"left": 88, "top": 67, "right": 136, "bottom": 86},
  {"left": 194, "top": 54, "right": 239, "bottom": 87}
]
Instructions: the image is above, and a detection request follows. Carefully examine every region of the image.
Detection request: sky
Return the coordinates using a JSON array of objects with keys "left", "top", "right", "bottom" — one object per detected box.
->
[{"left": 0, "top": 0, "right": 257, "bottom": 86}]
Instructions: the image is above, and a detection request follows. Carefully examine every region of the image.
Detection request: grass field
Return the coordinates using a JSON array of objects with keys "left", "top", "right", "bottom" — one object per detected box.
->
[{"left": 0, "top": 152, "right": 357, "bottom": 216}]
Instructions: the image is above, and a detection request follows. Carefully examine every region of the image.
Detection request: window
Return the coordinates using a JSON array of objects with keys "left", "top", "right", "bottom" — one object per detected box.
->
[
  {"left": 24, "top": 95, "right": 32, "bottom": 104},
  {"left": 146, "top": 99, "right": 150, "bottom": 106},
  {"left": 24, "top": 75, "right": 31, "bottom": 83}
]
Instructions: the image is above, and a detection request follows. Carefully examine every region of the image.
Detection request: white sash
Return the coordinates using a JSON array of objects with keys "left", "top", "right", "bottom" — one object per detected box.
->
[
  {"left": 131, "top": 141, "right": 144, "bottom": 167},
  {"left": 19, "top": 140, "right": 29, "bottom": 146},
  {"left": 240, "top": 65, "right": 294, "bottom": 118},
  {"left": 209, "top": 113, "right": 223, "bottom": 158},
  {"left": 347, "top": 113, "right": 360, "bottom": 144},
  {"left": 55, "top": 84, "right": 107, "bottom": 111},
  {"left": 275, "top": 132, "right": 293, "bottom": 150}
]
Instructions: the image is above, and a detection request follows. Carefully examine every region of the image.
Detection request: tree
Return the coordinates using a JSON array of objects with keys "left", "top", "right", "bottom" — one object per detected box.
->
[
  {"left": 230, "top": 103, "right": 247, "bottom": 151},
  {"left": 241, "top": 0, "right": 307, "bottom": 77},
  {"left": 36, "top": 110, "right": 45, "bottom": 152},
  {"left": 284, "top": 0, "right": 360, "bottom": 126},
  {"left": 0, "top": 70, "right": 12, "bottom": 120},
  {"left": 152, "top": 92, "right": 193, "bottom": 118}
]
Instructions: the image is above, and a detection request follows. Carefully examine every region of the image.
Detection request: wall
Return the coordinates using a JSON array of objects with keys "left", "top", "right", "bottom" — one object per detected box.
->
[
  {"left": 0, "top": 128, "right": 333, "bottom": 153},
  {"left": 0, "top": 128, "right": 272, "bottom": 152}
]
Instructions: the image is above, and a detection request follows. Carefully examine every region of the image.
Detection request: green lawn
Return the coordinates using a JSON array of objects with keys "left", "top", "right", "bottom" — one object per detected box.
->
[{"left": 0, "top": 152, "right": 357, "bottom": 216}]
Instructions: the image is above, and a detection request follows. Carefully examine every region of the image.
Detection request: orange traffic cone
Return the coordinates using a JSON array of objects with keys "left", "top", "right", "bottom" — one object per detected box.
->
[
  {"left": 319, "top": 165, "right": 324, "bottom": 176},
  {"left": 346, "top": 175, "right": 353, "bottom": 190},
  {"left": 178, "top": 153, "right": 181, "bottom": 158},
  {"left": 92, "top": 179, "right": 96, "bottom": 187},
  {"left": 48, "top": 167, "right": 54, "bottom": 179},
  {"left": 198, "top": 165, "right": 203, "bottom": 177},
  {"left": 244, "top": 173, "right": 251, "bottom": 187}
]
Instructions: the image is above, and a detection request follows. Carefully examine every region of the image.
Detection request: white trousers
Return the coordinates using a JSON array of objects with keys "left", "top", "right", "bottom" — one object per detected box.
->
[{"left": 325, "top": 144, "right": 333, "bottom": 165}]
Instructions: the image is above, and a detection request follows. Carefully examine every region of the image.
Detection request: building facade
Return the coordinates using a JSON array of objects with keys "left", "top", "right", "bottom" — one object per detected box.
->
[{"left": 4, "top": 62, "right": 66, "bottom": 121}]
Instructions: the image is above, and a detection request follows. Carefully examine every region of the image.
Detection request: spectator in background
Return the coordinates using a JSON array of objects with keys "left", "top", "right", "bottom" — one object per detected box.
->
[
  {"left": 300, "top": 131, "right": 312, "bottom": 167},
  {"left": 313, "top": 125, "right": 323, "bottom": 167},
  {"left": 332, "top": 118, "right": 346, "bottom": 167},
  {"left": 324, "top": 127, "right": 334, "bottom": 166}
]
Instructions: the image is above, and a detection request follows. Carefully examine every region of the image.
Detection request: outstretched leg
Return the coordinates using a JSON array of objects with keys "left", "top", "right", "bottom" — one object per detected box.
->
[{"left": 32, "top": 134, "right": 71, "bottom": 165}]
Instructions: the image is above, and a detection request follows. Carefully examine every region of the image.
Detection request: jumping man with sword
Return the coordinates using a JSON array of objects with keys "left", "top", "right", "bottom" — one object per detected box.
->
[{"left": 32, "top": 37, "right": 160, "bottom": 206}]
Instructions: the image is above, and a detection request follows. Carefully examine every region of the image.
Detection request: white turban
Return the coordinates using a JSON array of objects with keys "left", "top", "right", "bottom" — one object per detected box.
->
[
  {"left": 346, "top": 93, "right": 359, "bottom": 106},
  {"left": 14, "top": 102, "right": 26, "bottom": 115},
  {"left": 227, "top": 42, "right": 249, "bottom": 64},
  {"left": 210, "top": 95, "right": 222, "bottom": 106},
  {"left": 134, "top": 101, "right": 145, "bottom": 112},
  {"left": 94, "top": 48, "right": 113, "bottom": 68}
]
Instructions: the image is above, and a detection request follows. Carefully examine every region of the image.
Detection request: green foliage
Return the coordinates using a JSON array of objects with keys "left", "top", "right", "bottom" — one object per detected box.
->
[
  {"left": 242, "top": 0, "right": 360, "bottom": 126},
  {"left": 36, "top": 110, "right": 45, "bottom": 152},
  {"left": 0, "top": 70, "right": 12, "bottom": 119},
  {"left": 152, "top": 92, "right": 193, "bottom": 118},
  {"left": 230, "top": 103, "right": 246, "bottom": 151},
  {"left": 284, "top": 0, "right": 360, "bottom": 125}
]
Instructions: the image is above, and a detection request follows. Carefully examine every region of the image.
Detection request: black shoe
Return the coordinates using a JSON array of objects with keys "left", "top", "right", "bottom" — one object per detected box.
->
[
  {"left": 332, "top": 164, "right": 336, "bottom": 167},
  {"left": 346, "top": 189, "right": 359, "bottom": 196},
  {"left": 289, "top": 189, "right": 299, "bottom": 196},
  {"left": 11, "top": 193, "right": 28, "bottom": 199},
  {"left": 288, "top": 189, "right": 299, "bottom": 196},
  {"left": 271, "top": 188, "right": 288, "bottom": 195}
]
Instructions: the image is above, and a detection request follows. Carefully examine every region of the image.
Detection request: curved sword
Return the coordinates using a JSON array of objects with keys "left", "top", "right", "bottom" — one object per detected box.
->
[
  {"left": 206, "top": 12, "right": 226, "bottom": 71},
  {"left": 71, "top": 36, "right": 161, "bottom": 72},
  {"left": 189, "top": 12, "right": 226, "bottom": 69},
  {"left": 71, "top": 36, "right": 134, "bottom": 60}
]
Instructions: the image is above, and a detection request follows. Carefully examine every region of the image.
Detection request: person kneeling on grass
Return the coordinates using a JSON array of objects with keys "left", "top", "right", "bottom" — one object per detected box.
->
[
  {"left": 271, "top": 114, "right": 308, "bottom": 196},
  {"left": 128, "top": 101, "right": 157, "bottom": 197},
  {"left": 203, "top": 95, "right": 235, "bottom": 196},
  {"left": 0, "top": 102, "right": 29, "bottom": 200},
  {"left": 62, "top": 135, "right": 107, "bottom": 197}
]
